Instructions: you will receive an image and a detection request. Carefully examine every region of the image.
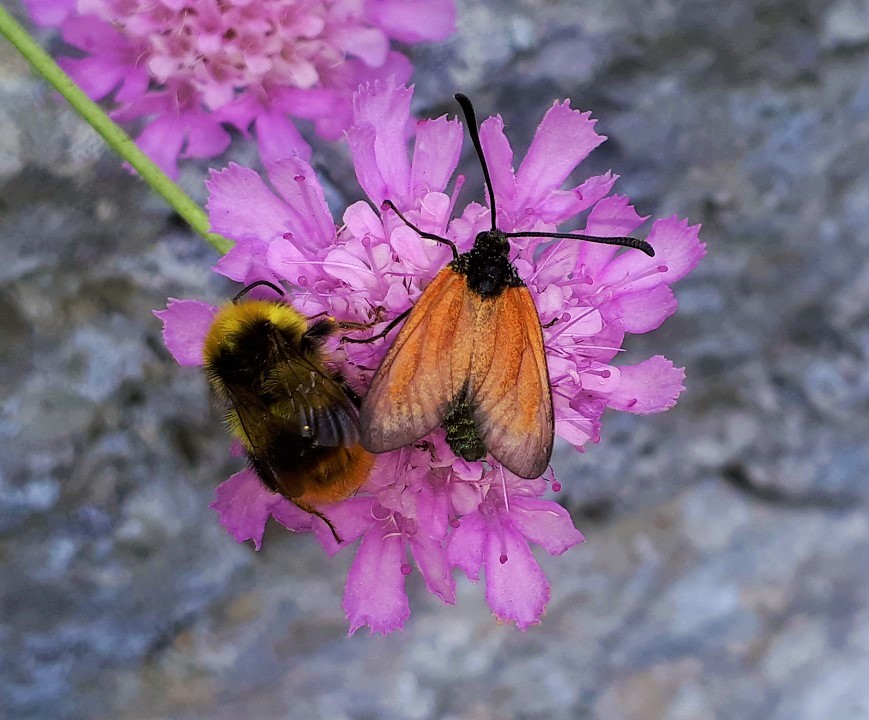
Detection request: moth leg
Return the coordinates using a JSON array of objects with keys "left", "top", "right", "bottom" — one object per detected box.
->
[
  {"left": 333, "top": 319, "right": 381, "bottom": 332},
  {"left": 382, "top": 199, "right": 459, "bottom": 261},
  {"left": 341, "top": 307, "right": 411, "bottom": 345},
  {"left": 306, "top": 306, "right": 386, "bottom": 334}
]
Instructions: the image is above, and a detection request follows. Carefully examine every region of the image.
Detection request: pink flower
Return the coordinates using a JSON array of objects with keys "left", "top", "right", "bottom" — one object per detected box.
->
[
  {"left": 156, "top": 82, "right": 704, "bottom": 633},
  {"left": 446, "top": 468, "right": 584, "bottom": 629},
  {"left": 27, "top": 0, "right": 456, "bottom": 177}
]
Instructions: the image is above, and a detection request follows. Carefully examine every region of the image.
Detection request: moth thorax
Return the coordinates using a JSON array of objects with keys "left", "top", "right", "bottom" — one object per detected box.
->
[
  {"left": 474, "top": 229, "right": 510, "bottom": 256},
  {"left": 452, "top": 229, "right": 523, "bottom": 297}
]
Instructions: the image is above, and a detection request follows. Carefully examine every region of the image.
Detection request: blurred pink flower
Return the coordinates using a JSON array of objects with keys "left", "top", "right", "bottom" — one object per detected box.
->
[
  {"left": 26, "top": 0, "right": 455, "bottom": 176},
  {"left": 156, "top": 81, "right": 704, "bottom": 633}
]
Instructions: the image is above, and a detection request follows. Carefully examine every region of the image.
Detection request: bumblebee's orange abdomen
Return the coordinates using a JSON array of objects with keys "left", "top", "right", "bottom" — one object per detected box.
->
[{"left": 282, "top": 445, "right": 374, "bottom": 506}]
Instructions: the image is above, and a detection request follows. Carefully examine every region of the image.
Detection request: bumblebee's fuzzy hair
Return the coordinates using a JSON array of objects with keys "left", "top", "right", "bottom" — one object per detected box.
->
[
  {"left": 203, "top": 300, "right": 310, "bottom": 365},
  {"left": 201, "top": 295, "right": 372, "bottom": 539}
]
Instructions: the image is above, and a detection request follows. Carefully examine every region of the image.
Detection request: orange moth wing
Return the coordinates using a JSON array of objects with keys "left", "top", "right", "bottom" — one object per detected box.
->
[
  {"left": 467, "top": 286, "right": 554, "bottom": 479},
  {"left": 360, "top": 267, "right": 474, "bottom": 452}
]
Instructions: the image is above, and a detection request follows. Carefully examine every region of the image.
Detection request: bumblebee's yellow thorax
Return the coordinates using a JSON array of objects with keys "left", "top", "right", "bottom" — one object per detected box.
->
[{"left": 202, "top": 300, "right": 308, "bottom": 360}]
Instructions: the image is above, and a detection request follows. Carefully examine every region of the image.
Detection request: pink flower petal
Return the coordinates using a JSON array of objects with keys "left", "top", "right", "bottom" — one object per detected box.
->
[
  {"left": 213, "top": 237, "right": 266, "bottom": 284},
  {"left": 61, "top": 14, "right": 128, "bottom": 52},
  {"left": 182, "top": 114, "right": 232, "bottom": 159},
  {"left": 508, "top": 497, "right": 585, "bottom": 555},
  {"left": 484, "top": 523, "right": 550, "bottom": 629},
  {"left": 417, "top": 191, "right": 453, "bottom": 237},
  {"left": 554, "top": 417, "right": 594, "bottom": 449},
  {"left": 350, "top": 49, "right": 414, "bottom": 87},
  {"left": 608, "top": 356, "right": 686, "bottom": 414},
  {"left": 365, "top": 0, "right": 457, "bottom": 42},
  {"left": 530, "top": 240, "right": 580, "bottom": 287},
  {"left": 272, "top": 500, "right": 358, "bottom": 553},
  {"left": 389, "top": 224, "right": 444, "bottom": 271},
  {"left": 599, "top": 216, "right": 706, "bottom": 292},
  {"left": 347, "top": 81, "right": 413, "bottom": 206},
  {"left": 323, "top": 247, "right": 381, "bottom": 287},
  {"left": 212, "top": 237, "right": 282, "bottom": 287},
  {"left": 446, "top": 510, "right": 486, "bottom": 581},
  {"left": 585, "top": 193, "right": 647, "bottom": 237},
  {"left": 343, "top": 528, "right": 410, "bottom": 635},
  {"left": 414, "top": 471, "right": 451, "bottom": 540},
  {"left": 345, "top": 126, "right": 382, "bottom": 204},
  {"left": 535, "top": 284, "right": 567, "bottom": 318},
  {"left": 574, "top": 171, "right": 620, "bottom": 211},
  {"left": 265, "top": 157, "right": 336, "bottom": 247},
  {"left": 410, "top": 533, "right": 456, "bottom": 604},
  {"left": 272, "top": 87, "right": 340, "bottom": 119},
  {"left": 111, "top": 87, "right": 172, "bottom": 123},
  {"left": 255, "top": 110, "right": 312, "bottom": 166},
  {"left": 135, "top": 115, "right": 187, "bottom": 179},
  {"left": 382, "top": 282, "right": 413, "bottom": 314},
  {"left": 535, "top": 171, "right": 619, "bottom": 224},
  {"left": 206, "top": 163, "right": 293, "bottom": 242},
  {"left": 266, "top": 235, "right": 317, "bottom": 287},
  {"left": 22, "top": 0, "right": 75, "bottom": 26},
  {"left": 577, "top": 194, "right": 649, "bottom": 275},
  {"left": 153, "top": 299, "right": 218, "bottom": 367},
  {"left": 410, "top": 116, "right": 464, "bottom": 197},
  {"left": 515, "top": 102, "right": 605, "bottom": 211},
  {"left": 343, "top": 200, "right": 387, "bottom": 242},
  {"left": 60, "top": 56, "right": 129, "bottom": 102},
  {"left": 210, "top": 470, "right": 283, "bottom": 551},
  {"left": 333, "top": 26, "right": 389, "bottom": 66},
  {"left": 215, "top": 92, "right": 262, "bottom": 133},
  {"left": 316, "top": 497, "right": 378, "bottom": 555},
  {"left": 115, "top": 67, "right": 149, "bottom": 103},
  {"left": 312, "top": 101, "right": 355, "bottom": 142},
  {"left": 579, "top": 363, "right": 620, "bottom": 393},
  {"left": 610, "top": 284, "right": 678, "bottom": 333},
  {"left": 270, "top": 498, "right": 316, "bottom": 533},
  {"left": 479, "top": 115, "right": 518, "bottom": 218}
]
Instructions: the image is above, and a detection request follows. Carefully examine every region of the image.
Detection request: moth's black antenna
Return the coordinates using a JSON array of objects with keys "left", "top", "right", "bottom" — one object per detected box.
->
[
  {"left": 507, "top": 230, "right": 655, "bottom": 257},
  {"left": 455, "top": 94, "right": 653, "bottom": 257},
  {"left": 455, "top": 93, "right": 497, "bottom": 232},
  {"left": 232, "top": 280, "right": 285, "bottom": 304}
]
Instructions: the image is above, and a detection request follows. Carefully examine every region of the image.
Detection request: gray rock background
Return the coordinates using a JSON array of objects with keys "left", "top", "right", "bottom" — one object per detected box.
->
[{"left": 1, "top": 0, "right": 868, "bottom": 717}]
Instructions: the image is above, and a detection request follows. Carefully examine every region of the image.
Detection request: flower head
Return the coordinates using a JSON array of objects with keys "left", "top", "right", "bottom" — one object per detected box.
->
[
  {"left": 157, "top": 82, "right": 704, "bottom": 633},
  {"left": 28, "top": 0, "right": 456, "bottom": 176}
]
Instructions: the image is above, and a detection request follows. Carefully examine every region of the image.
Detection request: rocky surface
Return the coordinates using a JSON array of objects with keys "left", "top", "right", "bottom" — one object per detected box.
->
[{"left": 1, "top": 0, "right": 868, "bottom": 717}]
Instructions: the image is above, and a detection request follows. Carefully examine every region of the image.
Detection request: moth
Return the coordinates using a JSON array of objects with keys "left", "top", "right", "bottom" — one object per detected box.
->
[{"left": 352, "top": 95, "right": 654, "bottom": 479}]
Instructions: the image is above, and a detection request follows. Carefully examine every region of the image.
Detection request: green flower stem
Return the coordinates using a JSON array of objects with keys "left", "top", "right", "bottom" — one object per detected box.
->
[{"left": 0, "top": 5, "right": 233, "bottom": 255}]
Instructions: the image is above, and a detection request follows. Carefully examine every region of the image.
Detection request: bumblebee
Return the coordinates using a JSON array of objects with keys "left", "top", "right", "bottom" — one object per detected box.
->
[{"left": 203, "top": 281, "right": 373, "bottom": 539}]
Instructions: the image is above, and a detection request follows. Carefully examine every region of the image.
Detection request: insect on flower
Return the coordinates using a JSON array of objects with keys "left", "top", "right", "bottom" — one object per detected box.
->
[
  {"left": 350, "top": 94, "right": 655, "bottom": 479},
  {"left": 203, "top": 280, "right": 375, "bottom": 540}
]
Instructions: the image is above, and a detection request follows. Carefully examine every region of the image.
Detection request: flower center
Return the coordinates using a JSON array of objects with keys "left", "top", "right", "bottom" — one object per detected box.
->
[{"left": 90, "top": 0, "right": 360, "bottom": 107}]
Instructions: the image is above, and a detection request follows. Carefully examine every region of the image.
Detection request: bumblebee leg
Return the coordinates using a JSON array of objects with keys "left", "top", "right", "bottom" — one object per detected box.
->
[
  {"left": 249, "top": 456, "right": 281, "bottom": 494},
  {"left": 293, "top": 500, "right": 342, "bottom": 544}
]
